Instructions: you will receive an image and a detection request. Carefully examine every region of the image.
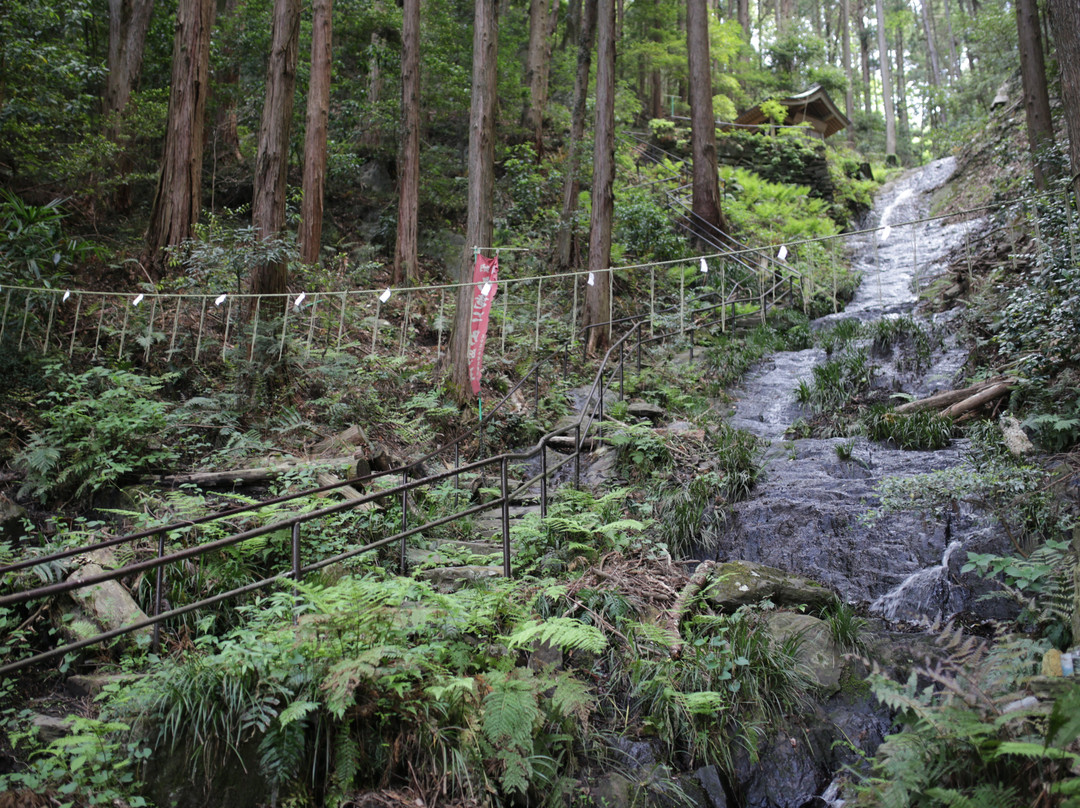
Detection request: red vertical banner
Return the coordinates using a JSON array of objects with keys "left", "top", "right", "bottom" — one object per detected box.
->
[{"left": 467, "top": 253, "right": 499, "bottom": 395}]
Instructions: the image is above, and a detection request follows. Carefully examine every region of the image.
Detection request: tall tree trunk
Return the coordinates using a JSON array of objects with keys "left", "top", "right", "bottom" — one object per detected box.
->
[
  {"left": 555, "top": 0, "right": 596, "bottom": 270},
  {"left": 105, "top": 0, "right": 155, "bottom": 128},
  {"left": 895, "top": 25, "right": 910, "bottom": 145},
  {"left": 736, "top": 0, "right": 750, "bottom": 44},
  {"left": 449, "top": 0, "right": 498, "bottom": 401},
  {"left": 687, "top": 0, "right": 727, "bottom": 239},
  {"left": 213, "top": 0, "right": 244, "bottom": 164},
  {"left": 299, "top": 0, "right": 332, "bottom": 266},
  {"left": 943, "top": 0, "right": 960, "bottom": 81},
  {"left": 874, "top": 0, "right": 897, "bottom": 159},
  {"left": 856, "top": 0, "right": 873, "bottom": 116},
  {"left": 106, "top": 0, "right": 156, "bottom": 212},
  {"left": 523, "top": 0, "right": 550, "bottom": 155},
  {"left": 394, "top": 0, "right": 421, "bottom": 283},
  {"left": 920, "top": 0, "right": 945, "bottom": 125},
  {"left": 1016, "top": 0, "right": 1054, "bottom": 189},
  {"left": 841, "top": 0, "right": 855, "bottom": 144},
  {"left": 1049, "top": 0, "right": 1080, "bottom": 202},
  {"left": 145, "top": 0, "right": 213, "bottom": 265},
  {"left": 249, "top": 0, "right": 300, "bottom": 299},
  {"left": 584, "top": 0, "right": 615, "bottom": 355},
  {"left": 362, "top": 24, "right": 384, "bottom": 150}
]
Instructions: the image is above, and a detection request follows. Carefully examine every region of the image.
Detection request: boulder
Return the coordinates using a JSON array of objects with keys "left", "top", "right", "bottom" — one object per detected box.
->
[
  {"left": 627, "top": 401, "right": 666, "bottom": 423},
  {"left": 66, "top": 550, "right": 152, "bottom": 641},
  {"left": 702, "top": 561, "right": 836, "bottom": 613},
  {"left": 765, "top": 612, "right": 844, "bottom": 693},
  {"left": 0, "top": 493, "right": 25, "bottom": 539},
  {"left": 415, "top": 564, "right": 502, "bottom": 592}
]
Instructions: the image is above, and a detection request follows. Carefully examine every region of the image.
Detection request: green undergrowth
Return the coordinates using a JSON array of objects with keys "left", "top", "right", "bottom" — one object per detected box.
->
[{"left": 0, "top": 488, "right": 824, "bottom": 806}]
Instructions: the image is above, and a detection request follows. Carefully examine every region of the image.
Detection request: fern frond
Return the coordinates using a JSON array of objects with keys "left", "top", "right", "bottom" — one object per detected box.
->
[
  {"left": 483, "top": 676, "right": 539, "bottom": 751},
  {"left": 506, "top": 618, "right": 607, "bottom": 654}
]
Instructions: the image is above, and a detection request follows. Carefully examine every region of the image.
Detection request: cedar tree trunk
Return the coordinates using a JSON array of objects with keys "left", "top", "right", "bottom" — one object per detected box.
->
[
  {"left": 250, "top": 0, "right": 300, "bottom": 300},
  {"left": 584, "top": 0, "right": 615, "bottom": 355},
  {"left": 448, "top": 0, "right": 498, "bottom": 402},
  {"left": 145, "top": 0, "right": 213, "bottom": 265},
  {"left": 394, "top": 0, "right": 421, "bottom": 283},
  {"left": 299, "top": 0, "right": 332, "bottom": 266}
]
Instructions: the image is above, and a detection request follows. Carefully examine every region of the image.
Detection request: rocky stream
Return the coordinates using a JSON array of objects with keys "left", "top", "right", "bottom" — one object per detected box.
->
[{"left": 650, "top": 157, "right": 1024, "bottom": 808}]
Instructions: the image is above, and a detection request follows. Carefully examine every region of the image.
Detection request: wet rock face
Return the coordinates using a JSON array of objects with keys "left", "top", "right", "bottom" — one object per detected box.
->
[
  {"left": 701, "top": 437, "right": 1016, "bottom": 622},
  {"left": 715, "top": 158, "right": 1017, "bottom": 625}
]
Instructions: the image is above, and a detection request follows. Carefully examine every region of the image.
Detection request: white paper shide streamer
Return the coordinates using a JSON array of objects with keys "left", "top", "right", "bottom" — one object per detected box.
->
[
  {"left": 379, "top": 288, "right": 392, "bottom": 303},
  {"left": 133, "top": 293, "right": 144, "bottom": 306},
  {"left": 700, "top": 257, "right": 708, "bottom": 274},
  {"left": 215, "top": 294, "right": 227, "bottom": 306},
  {"left": 293, "top": 292, "right": 306, "bottom": 310},
  {"left": 587, "top": 272, "right": 595, "bottom": 286},
  {"left": 777, "top": 245, "right": 788, "bottom": 261}
]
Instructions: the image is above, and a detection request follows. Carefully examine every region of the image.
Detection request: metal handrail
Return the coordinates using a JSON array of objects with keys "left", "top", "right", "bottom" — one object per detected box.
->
[{"left": 0, "top": 317, "right": 646, "bottom": 675}]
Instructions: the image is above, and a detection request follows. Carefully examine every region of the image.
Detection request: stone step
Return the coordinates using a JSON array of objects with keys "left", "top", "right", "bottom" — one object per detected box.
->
[{"left": 416, "top": 565, "right": 503, "bottom": 593}]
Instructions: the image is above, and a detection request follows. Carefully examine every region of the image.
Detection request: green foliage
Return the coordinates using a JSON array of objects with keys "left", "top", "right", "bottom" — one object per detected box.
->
[
  {"left": 608, "top": 421, "right": 674, "bottom": 477},
  {"left": 862, "top": 405, "right": 954, "bottom": 450},
  {"left": 112, "top": 574, "right": 598, "bottom": 805},
  {"left": 857, "top": 625, "right": 1079, "bottom": 807},
  {"left": 824, "top": 601, "right": 868, "bottom": 655},
  {"left": 14, "top": 365, "right": 180, "bottom": 503},
  {"left": 795, "top": 347, "right": 876, "bottom": 413},
  {"left": 0, "top": 714, "right": 151, "bottom": 806},
  {"left": 866, "top": 315, "right": 941, "bottom": 374},
  {"left": 627, "top": 608, "right": 814, "bottom": 775},
  {"left": 0, "top": 191, "right": 91, "bottom": 286},
  {"left": 614, "top": 185, "right": 689, "bottom": 262}
]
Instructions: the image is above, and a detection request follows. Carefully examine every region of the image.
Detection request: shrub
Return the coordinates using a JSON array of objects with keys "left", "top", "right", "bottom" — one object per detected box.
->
[{"left": 15, "top": 365, "right": 180, "bottom": 503}]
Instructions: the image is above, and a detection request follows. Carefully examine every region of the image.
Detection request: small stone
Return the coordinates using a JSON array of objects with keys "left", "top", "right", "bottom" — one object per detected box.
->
[
  {"left": 1042, "top": 649, "right": 1064, "bottom": 677},
  {"left": 31, "top": 714, "right": 72, "bottom": 743},
  {"left": 626, "top": 401, "right": 665, "bottom": 422}
]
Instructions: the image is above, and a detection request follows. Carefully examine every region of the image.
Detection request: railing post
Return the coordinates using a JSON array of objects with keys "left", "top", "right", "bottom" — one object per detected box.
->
[
  {"left": 454, "top": 442, "right": 460, "bottom": 488},
  {"left": 400, "top": 470, "right": 409, "bottom": 574},
  {"left": 540, "top": 440, "right": 549, "bottom": 519},
  {"left": 500, "top": 457, "right": 511, "bottom": 578},
  {"left": 534, "top": 365, "right": 540, "bottom": 414},
  {"left": 689, "top": 328, "right": 694, "bottom": 360},
  {"left": 152, "top": 533, "right": 165, "bottom": 653},
  {"left": 636, "top": 329, "right": 642, "bottom": 373},
  {"left": 618, "top": 344, "right": 625, "bottom": 400},
  {"left": 291, "top": 522, "right": 302, "bottom": 624},
  {"left": 598, "top": 376, "right": 604, "bottom": 440},
  {"left": 574, "top": 423, "right": 581, "bottom": 487}
]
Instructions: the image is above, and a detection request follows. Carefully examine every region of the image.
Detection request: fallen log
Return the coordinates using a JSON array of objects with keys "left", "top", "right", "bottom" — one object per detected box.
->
[
  {"left": 315, "top": 472, "right": 373, "bottom": 510},
  {"left": 941, "top": 381, "right": 1013, "bottom": 419},
  {"left": 894, "top": 376, "right": 1012, "bottom": 414},
  {"left": 312, "top": 424, "right": 373, "bottom": 457},
  {"left": 143, "top": 455, "right": 358, "bottom": 488}
]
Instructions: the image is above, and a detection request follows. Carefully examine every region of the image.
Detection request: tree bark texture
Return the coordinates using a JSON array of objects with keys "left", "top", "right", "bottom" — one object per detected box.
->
[
  {"left": 895, "top": 26, "right": 910, "bottom": 140},
  {"left": 1016, "top": 0, "right": 1054, "bottom": 189},
  {"left": 145, "top": 0, "right": 213, "bottom": 264},
  {"left": 736, "top": 0, "right": 750, "bottom": 44},
  {"left": 449, "top": 0, "right": 498, "bottom": 401},
  {"left": 920, "top": 0, "right": 945, "bottom": 125},
  {"left": 213, "top": 0, "right": 244, "bottom": 163},
  {"left": 106, "top": 0, "right": 155, "bottom": 211},
  {"left": 523, "top": 0, "right": 551, "bottom": 157},
  {"left": 105, "top": 0, "right": 155, "bottom": 123},
  {"left": 1049, "top": 0, "right": 1080, "bottom": 201},
  {"left": 686, "top": 0, "right": 727, "bottom": 239},
  {"left": 250, "top": 0, "right": 300, "bottom": 299},
  {"left": 555, "top": 0, "right": 596, "bottom": 270},
  {"left": 394, "top": 0, "right": 421, "bottom": 283},
  {"left": 874, "top": 0, "right": 897, "bottom": 158},
  {"left": 584, "top": 0, "right": 615, "bottom": 355},
  {"left": 856, "top": 0, "right": 872, "bottom": 116},
  {"left": 841, "top": 0, "right": 855, "bottom": 144},
  {"left": 299, "top": 0, "right": 332, "bottom": 266}
]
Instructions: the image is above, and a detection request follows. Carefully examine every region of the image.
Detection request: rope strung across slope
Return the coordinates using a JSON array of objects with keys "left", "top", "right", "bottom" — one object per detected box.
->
[{"left": 0, "top": 190, "right": 1065, "bottom": 302}]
